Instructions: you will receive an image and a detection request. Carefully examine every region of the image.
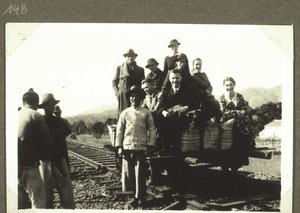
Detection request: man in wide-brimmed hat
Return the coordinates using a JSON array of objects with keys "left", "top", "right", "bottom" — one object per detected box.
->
[
  {"left": 115, "top": 85, "right": 155, "bottom": 208},
  {"left": 145, "top": 58, "right": 165, "bottom": 91},
  {"left": 39, "top": 93, "right": 75, "bottom": 209},
  {"left": 162, "top": 39, "right": 190, "bottom": 91},
  {"left": 18, "top": 89, "right": 63, "bottom": 209},
  {"left": 112, "top": 49, "right": 145, "bottom": 118}
]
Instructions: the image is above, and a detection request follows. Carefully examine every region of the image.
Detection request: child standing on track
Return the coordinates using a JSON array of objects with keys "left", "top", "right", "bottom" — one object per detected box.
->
[{"left": 115, "top": 86, "right": 156, "bottom": 208}]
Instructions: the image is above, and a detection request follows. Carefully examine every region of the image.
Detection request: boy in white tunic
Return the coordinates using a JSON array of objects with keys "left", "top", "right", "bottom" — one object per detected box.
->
[{"left": 115, "top": 86, "right": 156, "bottom": 207}]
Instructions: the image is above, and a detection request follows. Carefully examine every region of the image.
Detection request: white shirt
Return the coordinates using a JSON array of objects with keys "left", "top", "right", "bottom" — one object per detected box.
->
[{"left": 172, "top": 86, "right": 181, "bottom": 94}]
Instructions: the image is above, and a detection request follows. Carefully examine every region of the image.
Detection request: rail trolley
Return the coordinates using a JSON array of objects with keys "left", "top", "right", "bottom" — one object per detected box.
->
[{"left": 107, "top": 110, "right": 274, "bottom": 186}]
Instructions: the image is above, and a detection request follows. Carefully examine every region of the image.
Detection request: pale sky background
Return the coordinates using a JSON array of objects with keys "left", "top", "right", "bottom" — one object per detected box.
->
[
  {"left": 6, "top": 23, "right": 294, "bottom": 212},
  {"left": 6, "top": 23, "right": 292, "bottom": 116}
]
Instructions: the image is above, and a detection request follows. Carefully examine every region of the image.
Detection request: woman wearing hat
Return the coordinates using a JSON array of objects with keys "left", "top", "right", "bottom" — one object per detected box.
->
[
  {"left": 145, "top": 58, "right": 165, "bottom": 91},
  {"left": 112, "top": 49, "right": 145, "bottom": 118}
]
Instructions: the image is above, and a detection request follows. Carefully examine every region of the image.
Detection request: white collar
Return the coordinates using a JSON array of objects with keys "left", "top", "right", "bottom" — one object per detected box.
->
[
  {"left": 169, "top": 52, "right": 182, "bottom": 57},
  {"left": 172, "top": 86, "right": 181, "bottom": 92},
  {"left": 224, "top": 92, "right": 237, "bottom": 105}
]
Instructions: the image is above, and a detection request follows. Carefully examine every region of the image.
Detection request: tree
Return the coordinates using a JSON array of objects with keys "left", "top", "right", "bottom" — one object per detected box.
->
[
  {"left": 70, "top": 119, "right": 87, "bottom": 135},
  {"left": 253, "top": 102, "right": 282, "bottom": 125},
  {"left": 90, "top": 121, "right": 106, "bottom": 139},
  {"left": 105, "top": 118, "right": 118, "bottom": 126}
]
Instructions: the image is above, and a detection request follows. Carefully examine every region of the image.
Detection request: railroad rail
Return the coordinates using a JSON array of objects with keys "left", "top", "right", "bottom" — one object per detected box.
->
[
  {"left": 68, "top": 140, "right": 117, "bottom": 171},
  {"left": 66, "top": 140, "right": 280, "bottom": 210}
]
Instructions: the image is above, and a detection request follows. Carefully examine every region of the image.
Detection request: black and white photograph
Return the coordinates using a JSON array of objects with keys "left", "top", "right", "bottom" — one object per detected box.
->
[{"left": 6, "top": 23, "right": 293, "bottom": 212}]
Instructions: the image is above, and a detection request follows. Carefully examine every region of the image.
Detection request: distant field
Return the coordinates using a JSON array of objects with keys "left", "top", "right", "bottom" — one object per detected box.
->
[{"left": 69, "top": 134, "right": 112, "bottom": 146}]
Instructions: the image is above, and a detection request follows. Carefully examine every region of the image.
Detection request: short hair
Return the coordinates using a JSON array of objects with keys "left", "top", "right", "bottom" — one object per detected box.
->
[
  {"left": 192, "top": 58, "right": 202, "bottom": 65},
  {"left": 223, "top": 77, "right": 236, "bottom": 86},
  {"left": 141, "top": 78, "right": 154, "bottom": 85},
  {"left": 169, "top": 68, "right": 182, "bottom": 76},
  {"left": 22, "top": 88, "right": 39, "bottom": 105}
]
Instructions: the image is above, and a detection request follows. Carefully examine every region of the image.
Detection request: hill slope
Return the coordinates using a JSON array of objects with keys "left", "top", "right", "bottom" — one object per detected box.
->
[
  {"left": 238, "top": 85, "right": 281, "bottom": 108},
  {"left": 66, "top": 108, "right": 117, "bottom": 124},
  {"left": 66, "top": 85, "right": 281, "bottom": 123}
]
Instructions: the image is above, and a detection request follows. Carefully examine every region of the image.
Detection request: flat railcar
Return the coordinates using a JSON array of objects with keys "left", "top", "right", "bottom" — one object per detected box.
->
[{"left": 107, "top": 112, "right": 274, "bottom": 186}]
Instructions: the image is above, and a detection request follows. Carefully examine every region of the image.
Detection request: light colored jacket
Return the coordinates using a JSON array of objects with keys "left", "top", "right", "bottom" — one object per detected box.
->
[
  {"left": 142, "top": 90, "right": 162, "bottom": 113},
  {"left": 115, "top": 106, "right": 156, "bottom": 151}
]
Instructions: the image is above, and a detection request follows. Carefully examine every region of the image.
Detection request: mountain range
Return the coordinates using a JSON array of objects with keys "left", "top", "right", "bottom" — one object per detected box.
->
[
  {"left": 237, "top": 85, "right": 281, "bottom": 108},
  {"left": 66, "top": 85, "right": 281, "bottom": 123}
]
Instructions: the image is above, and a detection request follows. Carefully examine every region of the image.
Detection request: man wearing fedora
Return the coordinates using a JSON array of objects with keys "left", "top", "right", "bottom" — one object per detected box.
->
[
  {"left": 18, "top": 89, "right": 63, "bottom": 209},
  {"left": 112, "top": 49, "right": 145, "bottom": 118},
  {"left": 162, "top": 39, "right": 189, "bottom": 89},
  {"left": 115, "top": 86, "right": 156, "bottom": 208},
  {"left": 39, "top": 93, "right": 75, "bottom": 209},
  {"left": 145, "top": 58, "right": 165, "bottom": 91}
]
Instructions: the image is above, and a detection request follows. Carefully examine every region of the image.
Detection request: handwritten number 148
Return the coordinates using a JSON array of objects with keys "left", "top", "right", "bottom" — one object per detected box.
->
[{"left": 2, "top": 3, "right": 28, "bottom": 16}]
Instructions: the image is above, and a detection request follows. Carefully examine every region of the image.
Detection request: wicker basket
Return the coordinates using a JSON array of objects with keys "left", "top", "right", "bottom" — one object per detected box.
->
[
  {"left": 219, "top": 122, "right": 235, "bottom": 150},
  {"left": 203, "top": 122, "right": 220, "bottom": 150},
  {"left": 180, "top": 128, "right": 200, "bottom": 153}
]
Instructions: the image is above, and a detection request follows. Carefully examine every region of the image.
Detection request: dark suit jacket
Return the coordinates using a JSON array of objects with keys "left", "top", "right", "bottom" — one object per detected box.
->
[
  {"left": 159, "top": 84, "right": 196, "bottom": 114},
  {"left": 112, "top": 62, "right": 145, "bottom": 116},
  {"left": 146, "top": 68, "right": 165, "bottom": 91},
  {"left": 162, "top": 53, "right": 193, "bottom": 91},
  {"left": 163, "top": 53, "right": 189, "bottom": 75},
  {"left": 192, "top": 71, "right": 213, "bottom": 96}
]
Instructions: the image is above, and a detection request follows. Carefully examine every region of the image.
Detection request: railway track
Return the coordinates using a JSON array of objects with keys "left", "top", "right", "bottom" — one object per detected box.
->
[
  {"left": 68, "top": 141, "right": 117, "bottom": 170},
  {"left": 65, "top": 140, "right": 280, "bottom": 210}
]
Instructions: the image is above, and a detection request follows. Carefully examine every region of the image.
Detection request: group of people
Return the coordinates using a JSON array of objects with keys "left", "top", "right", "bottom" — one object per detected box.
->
[
  {"left": 18, "top": 90, "right": 75, "bottom": 209},
  {"left": 113, "top": 39, "right": 256, "bottom": 207},
  {"left": 17, "top": 39, "right": 256, "bottom": 210}
]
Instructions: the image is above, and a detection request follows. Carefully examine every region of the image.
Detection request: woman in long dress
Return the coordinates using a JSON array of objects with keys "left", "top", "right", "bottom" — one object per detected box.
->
[{"left": 219, "top": 77, "right": 256, "bottom": 149}]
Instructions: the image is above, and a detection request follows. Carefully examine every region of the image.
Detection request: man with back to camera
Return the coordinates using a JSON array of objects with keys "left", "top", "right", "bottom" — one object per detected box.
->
[
  {"left": 112, "top": 49, "right": 145, "bottom": 118},
  {"left": 18, "top": 89, "right": 64, "bottom": 209}
]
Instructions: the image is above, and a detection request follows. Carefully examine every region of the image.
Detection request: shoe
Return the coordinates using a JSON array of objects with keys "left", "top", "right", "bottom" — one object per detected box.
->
[
  {"left": 138, "top": 198, "right": 146, "bottom": 207},
  {"left": 129, "top": 198, "right": 139, "bottom": 208}
]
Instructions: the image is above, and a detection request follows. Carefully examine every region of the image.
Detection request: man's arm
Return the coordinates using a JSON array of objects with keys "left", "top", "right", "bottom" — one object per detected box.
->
[
  {"left": 147, "top": 112, "right": 156, "bottom": 147},
  {"left": 112, "top": 66, "right": 120, "bottom": 95},
  {"left": 115, "top": 112, "right": 126, "bottom": 148},
  {"left": 35, "top": 114, "right": 65, "bottom": 175}
]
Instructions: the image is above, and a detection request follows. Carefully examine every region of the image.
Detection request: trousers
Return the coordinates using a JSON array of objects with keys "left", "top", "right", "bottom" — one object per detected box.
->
[
  {"left": 39, "top": 159, "right": 75, "bottom": 209},
  {"left": 121, "top": 151, "right": 146, "bottom": 199},
  {"left": 18, "top": 166, "right": 47, "bottom": 208}
]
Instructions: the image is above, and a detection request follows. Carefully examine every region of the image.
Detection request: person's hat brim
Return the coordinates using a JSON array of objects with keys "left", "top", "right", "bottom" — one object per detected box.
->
[
  {"left": 145, "top": 62, "right": 159, "bottom": 68},
  {"left": 168, "top": 42, "right": 181, "bottom": 48},
  {"left": 38, "top": 100, "right": 60, "bottom": 108}
]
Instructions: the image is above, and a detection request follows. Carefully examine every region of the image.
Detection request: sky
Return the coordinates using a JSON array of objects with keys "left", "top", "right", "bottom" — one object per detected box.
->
[{"left": 6, "top": 23, "right": 292, "bottom": 116}]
